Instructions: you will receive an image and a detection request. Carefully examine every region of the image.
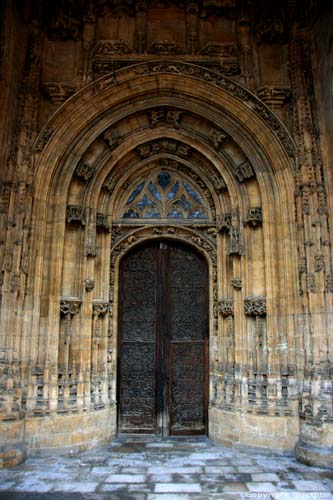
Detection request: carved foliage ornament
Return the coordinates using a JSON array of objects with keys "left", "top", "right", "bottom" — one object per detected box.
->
[
  {"left": 244, "top": 297, "right": 267, "bottom": 317},
  {"left": 218, "top": 298, "right": 234, "bottom": 316}
]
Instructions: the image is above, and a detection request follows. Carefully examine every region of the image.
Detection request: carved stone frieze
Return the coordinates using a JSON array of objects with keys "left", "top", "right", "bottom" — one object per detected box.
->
[
  {"left": 200, "top": 42, "right": 238, "bottom": 58},
  {"left": 34, "top": 126, "right": 54, "bottom": 153},
  {"left": 42, "top": 83, "right": 76, "bottom": 105},
  {"left": 66, "top": 205, "right": 85, "bottom": 225},
  {"left": 94, "top": 40, "right": 131, "bottom": 56},
  {"left": 244, "top": 297, "right": 267, "bottom": 317},
  {"left": 148, "top": 40, "right": 184, "bottom": 55},
  {"left": 218, "top": 298, "right": 234, "bottom": 316},
  {"left": 148, "top": 109, "right": 182, "bottom": 128},
  {"left": 245, "top": 207, "right": 263, "bottom": 227},
  {"left": 136, "top": 139, "right": 191, "bottom": 159}
]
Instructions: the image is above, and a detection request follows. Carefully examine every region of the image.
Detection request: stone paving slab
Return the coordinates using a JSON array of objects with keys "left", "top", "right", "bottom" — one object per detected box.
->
[{"left": 0, "top": 435, "right": 332, "bottom": 500}]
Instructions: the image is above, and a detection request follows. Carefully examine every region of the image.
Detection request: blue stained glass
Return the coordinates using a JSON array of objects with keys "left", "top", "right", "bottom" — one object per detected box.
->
[
  {"left": 127, "top": 181, "right": 145, "bottom": 204},
  {"left": 167, "top": 181, "right": 179, "bottom": 200},
  {"left": 174, "top": 194, "right": 191, "bottom": 211},
  {"left": 167, "top": 209, "right": 184, "bottom": 219},
  {"left": 123, "top": 209, "right": 140, "bottom": 218},
  {"left": 136, "top": 194, "right": 154, "bottom": 210},
  {"left": 144, "top": 210, "right": 162, "bottom": 219},
  {"left": 149, "top": 181, "right": 162, "bottom": 201},
  {"left": 183, "top": 181, "right": 202, "bottom": 205},
  {"left": 189, "top": 210, "right": 207, "bottom": 219}
]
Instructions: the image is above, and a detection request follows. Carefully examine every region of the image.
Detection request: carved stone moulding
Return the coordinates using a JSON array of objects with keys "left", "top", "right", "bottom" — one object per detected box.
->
[
  {"left": 256, "top": 86, "right": 292, "bottom": 110},
  {"left": 60, "top": 297, "right": 82, "bottom": 316},
  {"left": 42, "top": 83, "right": 76, "bottom": 105},
  {"left": 66, "top": 205, "right": 85, "bottom": 225},
  {"left": 218, "top": 298, "right": 234, "bottom": 316},
  {"left": 136, "top": 139, "right": 191, "bottom": 160},
  {"left": 244, "top": 296, "right": 267, "bottom": 317},
  {"left": 245, "top": 207, "right": 263, "bottom": 227}
]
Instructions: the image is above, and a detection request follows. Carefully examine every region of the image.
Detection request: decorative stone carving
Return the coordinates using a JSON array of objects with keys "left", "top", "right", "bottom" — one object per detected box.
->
[
  {"left": 306, "top": 274, "right": 316, "bottom": 293},
  {"left": 60, "top": 297, "right": 82, "bottom": 317},
  {"left": 231, "top": 278, "right": 242, "bottom": 289},
  {"left": 103, "top": 129, "right": 118, "bottom": 150},
  {"left": 34, "top": 126, "right": 54, "bottom": 153},
  {"left": 148, "top": 109, "right": 182, "bottom": 129},
  {"left": 315, "top": 255, "right": 324, "bottom": 272},
  {"left": 256, "top": 86, "right": 292, "bottom": 110},
  {"left": 218, "top": 298, "right": 234, "bottom": 316},
  {"left": 66, "top": 205, "right": 85, "bottom": 225},
  {"left": 148, "top": 40, "right": 184, "bottom": 55},
  {"left": 200, "top": 42, "right": 238, "bottom": 57},
  {"left": 208, "top": 128, "right": 228, "bottom": 150},
  {"left": 232, "top": 160, "right": 255, "bottom": 182},
  {"left": 325, "top": 274, "right": 333, "bottom": 293},
  {"left": 74, "top": 160, "right": 95, "bottom": 181},
  {"left": 136, "top": 140, "right": 191, "bottom": 159},
  {"left": 216, "top": 213, "right": 231, "bottom": 232},
  {"left": 94, "top": 40, "right": 131, "bottom": 55},
  {"left": 244, "top": 297, "right": 267, "bottom": 317},
  {"left": 60, "top": 297, "right": 82, "bottom": 345},
  {"left": 84, "top": 277, "right": 95, "bottom": 292},
  {"left": 92, "top": 300, "right": 109, "bottom": 318},
  {"left": 227, "top": 226, "right": 244, "bottom": 256},
  {"left": 245, "top": 207, "right": 263, "bottom": 227},
  {"left": 42, "top": 83, "right": 76, "bottom": 105},
  {"left": 10, "top": 272, "right": 20, "bottom": 293}
]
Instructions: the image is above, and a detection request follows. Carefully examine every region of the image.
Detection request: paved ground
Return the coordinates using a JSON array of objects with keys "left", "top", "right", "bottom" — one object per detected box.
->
[{"left": 0, "top": 435, "right": 332, "bottom": 500}]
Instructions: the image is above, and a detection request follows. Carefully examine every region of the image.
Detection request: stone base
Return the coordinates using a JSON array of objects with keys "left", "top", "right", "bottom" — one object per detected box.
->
[
  {"left": 295, "top": 440, "right": 333, "bottom": 468},
  {"left": 209, "top": 406, "right": 299, "bottom": 454},
  {"left": 0, "top": 419, "right": 26, "bottom": 468},
  {"left": 25, "top": 405, "right": 117, "bottom": 456},
  {"left": 295, "top": 419, "right": 333, "bottom": 467}
]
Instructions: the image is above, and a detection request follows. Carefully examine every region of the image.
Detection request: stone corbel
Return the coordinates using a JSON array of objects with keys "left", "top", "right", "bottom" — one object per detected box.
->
[
  {"left": 218, "top": 298, "right": 234, "bottom": 316},
  {"left": 232, "top": 160, "right": 255, "bottom": 182},
  {"left": 245, "top": 207, "right": 263, "bottom": 227},
  {"left": 42, "top": 83, "right": 76, "bottom": 105},
  {"left": 256, "top": 86, "right": 291, "bottom": 110},
  {"left": 244, "top": 296, "right": 267, "bottom": 317},
  {"left": 66, "top": 205, "right": 85, "bottom": 225},
  {"left": 74, "top": 160, "right": 95, "bottom": 181},
  {"left": 96, "top": 212, "right": 111, "bottom": 232}
]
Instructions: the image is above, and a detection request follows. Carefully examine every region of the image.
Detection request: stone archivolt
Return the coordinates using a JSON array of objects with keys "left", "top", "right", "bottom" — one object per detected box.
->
[{"left": 0, "top": 0, "right": 332, "bottom": 470}]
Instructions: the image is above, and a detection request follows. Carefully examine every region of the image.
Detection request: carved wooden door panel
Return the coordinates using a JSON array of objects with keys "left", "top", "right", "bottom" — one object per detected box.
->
[{"left": 118, "top": 241, "right": 208, "bottom": 435}]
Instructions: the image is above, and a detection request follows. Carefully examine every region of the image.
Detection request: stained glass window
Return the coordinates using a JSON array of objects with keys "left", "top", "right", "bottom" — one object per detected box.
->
[{"left": 119, "top": 170, "right": 211, "bottom": 221}]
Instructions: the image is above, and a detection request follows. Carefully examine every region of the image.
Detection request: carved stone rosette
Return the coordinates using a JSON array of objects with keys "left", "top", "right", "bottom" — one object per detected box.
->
[{"left": 244, "top": 296, "right": 267, "bottom": 317}]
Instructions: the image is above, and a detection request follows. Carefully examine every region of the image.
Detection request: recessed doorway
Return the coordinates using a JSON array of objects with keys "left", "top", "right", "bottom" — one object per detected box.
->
[{"left": 117, "top": 240, "right": 209, "bottom": 436}]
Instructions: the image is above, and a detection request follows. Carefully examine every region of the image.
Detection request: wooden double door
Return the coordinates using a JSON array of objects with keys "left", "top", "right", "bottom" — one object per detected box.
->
[{"left": 117, "top": 240, "right": 208, "bottom": 436}]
